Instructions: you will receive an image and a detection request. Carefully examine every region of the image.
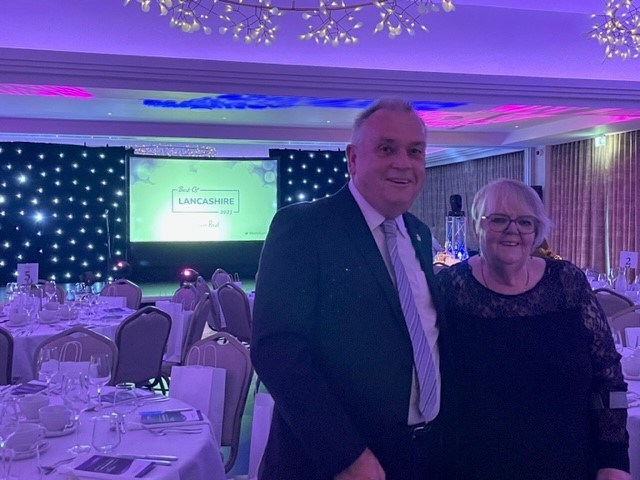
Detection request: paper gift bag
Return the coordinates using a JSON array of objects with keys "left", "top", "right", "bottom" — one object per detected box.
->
[
  {"left": 248, "top": 392, "right": 274, "bottom": 480},
  {"left": 169, "top": 365, "right": 226, "bottom": 446},
  {"left": 156, "top": 301, "right": 189, "bottom": 362}
]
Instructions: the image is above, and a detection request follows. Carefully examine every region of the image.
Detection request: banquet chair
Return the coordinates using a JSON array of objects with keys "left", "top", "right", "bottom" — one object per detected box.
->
[
  {"left": 194, "top": 275, "right": 212, "bottom": 303},
  {"left": 208, "top": 289, "right": 223, "bottom": 332},
  {"left": 185, "top": 332, "right": 253, "bottom": 473},
  {"left": 211, "top": 268, "right": 232, "bottom": 289},
  {"left": 161, "top": 293, "right": 213, "bottom": 381},
  {"left": 171, "top": 285, "right": 198, "bottom": 310},
  {"left": 609, "top": 305, "right": 640, "bottom": 347},
  {"left": 100, "top": 279, "right": 142, "bottom": 310},
  {"left": 112, "top": 306, "right": 171, "bottom": 391},
  {"left": 32, "top": 327, "right": 118, "bottom": 379},
  {"left": 217, "top": 282, "right": 252, "bottom": 343},
  {"left": 594, "top": 288, "right": 634, "bottom": 318},
  {"left": 0, "top": 327, "right": 14, "bottom": 385}
]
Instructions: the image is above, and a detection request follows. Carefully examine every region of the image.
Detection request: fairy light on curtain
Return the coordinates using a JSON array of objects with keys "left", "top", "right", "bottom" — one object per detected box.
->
[
  {"left": 270, "top": 149, "right": 348, "bottom": 205},
  {"left": 0, "top": 143, "right": 128, "bottom": 283}
]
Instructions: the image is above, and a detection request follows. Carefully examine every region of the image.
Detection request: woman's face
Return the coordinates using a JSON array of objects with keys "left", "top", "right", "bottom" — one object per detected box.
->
[{"left": 477, "top": 196, "right": 537, "bottom": 267}]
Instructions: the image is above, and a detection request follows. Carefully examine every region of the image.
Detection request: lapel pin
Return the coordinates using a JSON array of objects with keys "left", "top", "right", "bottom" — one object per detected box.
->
[{"left": 416, "top": 234, "right": 422, "bottom": 242}]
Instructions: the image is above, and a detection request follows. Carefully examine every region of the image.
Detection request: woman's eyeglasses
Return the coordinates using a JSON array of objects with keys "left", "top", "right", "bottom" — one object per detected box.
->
[{"left": 481, "top": 214, "right": 537, "bottom": 234}]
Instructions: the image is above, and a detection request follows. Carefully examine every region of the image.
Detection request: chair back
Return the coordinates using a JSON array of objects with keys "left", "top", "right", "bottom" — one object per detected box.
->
[
  {"left": 208, "top": 290, "right": 223, "bottom": 332},
  {"left": 0, "top": 327, "right": 14, "bottom": 385},
  {"left": 180, "top": 293, "right": 212, "bottom": 363},
  {"left": 195, "top": 276, "right": 212, "bottom": 302},
  {"left": 609, "top": 305, "right": 640, "bottom": 347},
  {"left": 100, "top": 279, "right": 142, "bottom": 310},
  {"left": 32, "top": 327, "right": 118, "bottom": 378},
  {"left": 185, "top": 332, "right": 253, "bottom": 472},
  {"left": 113, "top": 306, "right": 171, "bottom": 386},
  {"left": 217, "top": 282, "right": 252, "bottom": 343},
  {"left": 211, "top": 268, "right": 232, "bottom": 289},
  {"left": 172, "top": 285, "right": 197, "bottom": 310},
  {"left": 594, "top": 288, "right": 634, "bottom": 317}
]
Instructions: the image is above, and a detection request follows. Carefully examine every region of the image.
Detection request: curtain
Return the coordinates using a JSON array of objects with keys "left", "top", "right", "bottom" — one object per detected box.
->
[
  {"left": 547, "top": 130, "right": 640, "bottom": 274},
  {"left": 412, "top": 151, "right": 525, "bottom": 251}
]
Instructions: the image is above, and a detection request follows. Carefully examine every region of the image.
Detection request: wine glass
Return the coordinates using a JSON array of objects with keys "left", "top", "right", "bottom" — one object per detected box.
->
[
  {"left": 0, "top": 398, "right": 19, "bottom": 480},
  {"left": 596, "top": 273, "right": 608, "bottom": 288},
  {"left": 36, "top": 346, "right": 60, "bottom": 395},
  {"left": 44, "top": 281, "right": 57, "bottom": 304},
  {"left": 584, "top": 267, "right": 596, "bottom": 285},
  {"left": 22, "top": 293, "right": 37, "bottom": 323},
  {"left": 88, "top": 353, "right": 112, "bottom": 409},
  {"left": 62, "top": 373, "right": 91, "bottom": 454}
]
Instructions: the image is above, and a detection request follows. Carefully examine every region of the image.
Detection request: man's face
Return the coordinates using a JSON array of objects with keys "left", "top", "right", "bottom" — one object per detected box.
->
[{"left": 347, "top": 108, "right": 426, "bottom": 219}]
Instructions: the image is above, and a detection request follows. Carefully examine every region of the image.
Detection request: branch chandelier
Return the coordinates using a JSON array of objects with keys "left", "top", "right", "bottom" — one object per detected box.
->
[
  {"left": 124, "top": 0, "right": 454, "bottom": 45},
  {"left": 589, "top": 0, "right": 640, "bottom": 59}
]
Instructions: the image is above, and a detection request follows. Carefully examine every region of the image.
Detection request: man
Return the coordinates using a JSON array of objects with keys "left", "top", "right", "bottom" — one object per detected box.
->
[{"left": 251, "top": 98, "right": 447, "bottom": 480}]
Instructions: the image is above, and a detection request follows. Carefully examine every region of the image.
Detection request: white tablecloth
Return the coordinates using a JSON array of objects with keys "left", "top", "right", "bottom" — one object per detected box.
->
[
  {"left": 3, "top": 307, "right": 133, "bottom": 382},
  {"left": 7, "top": 389, "right": 225, "bottom": 479}
]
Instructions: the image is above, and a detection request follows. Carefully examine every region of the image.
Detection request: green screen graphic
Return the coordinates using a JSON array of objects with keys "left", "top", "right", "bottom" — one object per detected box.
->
[{"left": 129, "top": 157, "right": 277, "bottom": 242}]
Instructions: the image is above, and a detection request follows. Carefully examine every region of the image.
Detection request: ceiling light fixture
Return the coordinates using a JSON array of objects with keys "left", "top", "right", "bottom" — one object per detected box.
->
[
  {"left": 124, "top": 0, "right": 455, "bottom": 45},
  {"left": 589, "top": 0, "right": 640, "bottom": 59}
]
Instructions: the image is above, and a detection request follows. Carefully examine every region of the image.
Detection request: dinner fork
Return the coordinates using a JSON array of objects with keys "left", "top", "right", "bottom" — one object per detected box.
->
[{"left": 39, "top": 456, "right": 75, "bottom": 475}]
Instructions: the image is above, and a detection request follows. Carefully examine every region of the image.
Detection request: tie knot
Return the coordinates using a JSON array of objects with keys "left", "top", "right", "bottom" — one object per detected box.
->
[{"left": 382, "top": 219, "right": 397, "bottom": 238}]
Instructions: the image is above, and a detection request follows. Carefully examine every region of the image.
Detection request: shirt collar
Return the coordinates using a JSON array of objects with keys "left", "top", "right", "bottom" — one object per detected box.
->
[{"left": 348, "top": 180, "right": 408, "bottom": 238}]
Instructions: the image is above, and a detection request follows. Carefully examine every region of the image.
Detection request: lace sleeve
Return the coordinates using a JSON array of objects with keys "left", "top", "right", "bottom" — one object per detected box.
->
[{"left": 559, "top": 262, "right": 630, "bottom": 471}]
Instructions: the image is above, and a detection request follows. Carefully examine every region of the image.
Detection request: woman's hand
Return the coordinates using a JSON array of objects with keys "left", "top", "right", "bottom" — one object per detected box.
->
[
  {"left": 596, "top": 468, "right": 631, "bottom": 480},
  {"left": 334, "top": 448, "right": 385, "bottom": 480}
]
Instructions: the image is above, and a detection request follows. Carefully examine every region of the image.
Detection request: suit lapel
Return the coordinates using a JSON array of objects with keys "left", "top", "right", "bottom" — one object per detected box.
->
[{"left": 330, "top": 187, "right": 406, "bottom": 325}]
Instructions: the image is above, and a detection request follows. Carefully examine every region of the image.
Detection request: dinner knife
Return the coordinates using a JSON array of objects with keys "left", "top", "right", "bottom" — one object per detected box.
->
[{"left": 117, "top": 454, "right": 178, "bottom": 462}]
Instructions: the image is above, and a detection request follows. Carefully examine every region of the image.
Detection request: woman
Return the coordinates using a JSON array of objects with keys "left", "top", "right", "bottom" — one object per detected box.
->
[{"left": 438, "top": 178, "right": 629, "bottom": 480}]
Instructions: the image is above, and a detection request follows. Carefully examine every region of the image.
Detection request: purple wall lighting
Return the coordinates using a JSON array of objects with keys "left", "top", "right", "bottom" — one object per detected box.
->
[
  {"left": 417, "top": 104, "right": 640, "bottom": 128},
  {"left": 142, "top": 94, "right": 466, "bottom": 111},
  {"left": 0, "top": 83, "right": 93, "bottom": 98}
]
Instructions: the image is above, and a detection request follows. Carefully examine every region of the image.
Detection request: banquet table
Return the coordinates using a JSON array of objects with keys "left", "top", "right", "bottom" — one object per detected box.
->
[
  {"left": 5, "top": 387, "right": 225, "bottom": 480},
  {"left": 1, "top": 305, "right": 134, "bottom": 382}
]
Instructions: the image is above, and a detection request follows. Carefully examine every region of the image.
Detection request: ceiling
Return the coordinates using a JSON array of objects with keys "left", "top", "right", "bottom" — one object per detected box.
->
[{"left": 1, "top": 0, "right": 640, "bottom": 165}]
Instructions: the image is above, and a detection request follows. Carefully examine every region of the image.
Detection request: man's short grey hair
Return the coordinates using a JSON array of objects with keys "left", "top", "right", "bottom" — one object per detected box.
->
[
  {"left": 351, "top": 97, "right": 424, "bottom": 144},
  {"left": 471, "top": 178, "right": 553, "bottom": 250}
]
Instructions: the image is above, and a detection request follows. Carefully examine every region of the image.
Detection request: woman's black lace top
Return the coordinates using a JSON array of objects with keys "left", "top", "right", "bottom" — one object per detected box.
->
[{"left": 437, "top": 258, "right": 629, "bottom": 475}]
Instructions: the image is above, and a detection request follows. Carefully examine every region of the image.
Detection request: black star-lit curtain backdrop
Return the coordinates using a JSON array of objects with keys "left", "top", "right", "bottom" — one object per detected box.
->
[
  {"left": 0, "top": 143, "right": 129, "bottom": 284},
  {"left": 270, "top": 149, "right": 349, "bottom": 206}
]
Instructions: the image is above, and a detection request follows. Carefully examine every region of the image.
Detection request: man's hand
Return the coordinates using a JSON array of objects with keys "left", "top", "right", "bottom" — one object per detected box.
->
[
  {"left": 334, "top": 448, "right": 385, "bottom": 480},
  {"left": 596, "top": 468, "right": 631, "bottom": 480}
]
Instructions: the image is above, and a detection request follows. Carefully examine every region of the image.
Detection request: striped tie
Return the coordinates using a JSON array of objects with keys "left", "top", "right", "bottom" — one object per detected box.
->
[{"left": 382, "top": 219, "right": 437, "bottom": 420}]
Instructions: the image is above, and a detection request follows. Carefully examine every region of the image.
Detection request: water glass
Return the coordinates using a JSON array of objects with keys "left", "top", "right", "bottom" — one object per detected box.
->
[{"left": 91, "top": 414, "right": 120, "bottom": 453}]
